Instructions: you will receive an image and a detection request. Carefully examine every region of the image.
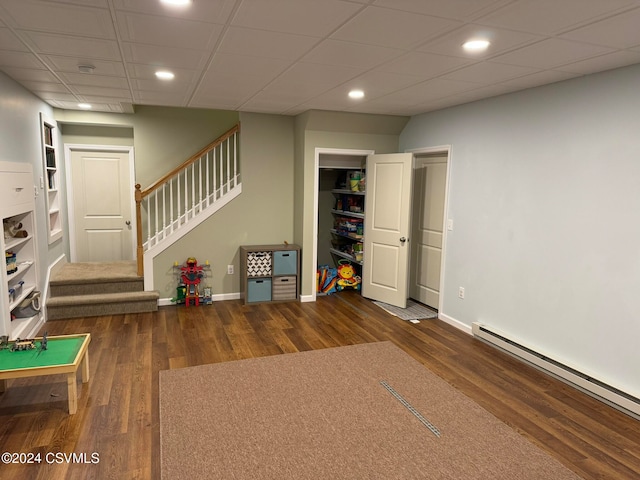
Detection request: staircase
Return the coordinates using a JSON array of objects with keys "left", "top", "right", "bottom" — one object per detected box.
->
[
  {"left": 135, "top": 123, "right": 241, "bottom": 288},
  {"left": 45, "top": 123, "right": 242, "bottom": 320},
  {"left": 47, "top": 261, "right": 159, "bottom": 320}
]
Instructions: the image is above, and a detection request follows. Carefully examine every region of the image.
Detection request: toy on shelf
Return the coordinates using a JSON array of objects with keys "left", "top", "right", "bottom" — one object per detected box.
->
[{"left": 171, "top": 257, "right": 211, "bottom": 307}]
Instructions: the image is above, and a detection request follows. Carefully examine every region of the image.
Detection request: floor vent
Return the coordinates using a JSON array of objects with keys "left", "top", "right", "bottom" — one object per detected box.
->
[{"left": 472, "top": 322, "right": 639, "bottom": 420}]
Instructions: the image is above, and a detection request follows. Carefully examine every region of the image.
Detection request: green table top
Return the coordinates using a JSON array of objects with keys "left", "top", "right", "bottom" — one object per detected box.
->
[{"left": 0, "top": 334, "right": 88, "bottom": 371}]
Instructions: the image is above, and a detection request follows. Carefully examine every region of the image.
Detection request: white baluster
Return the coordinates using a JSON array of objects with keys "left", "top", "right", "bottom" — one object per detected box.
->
[{"left": 170, "top": 177, "right": 174, "bottom": 234}]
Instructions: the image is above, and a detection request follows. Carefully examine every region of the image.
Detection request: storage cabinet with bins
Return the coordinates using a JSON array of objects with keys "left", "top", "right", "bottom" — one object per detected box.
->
[
  {"left": 1, "top": 161, "right": 42, "bottom": 340},
  {"left": 240, "top": 244, "right": 301, "bottom": 304}
]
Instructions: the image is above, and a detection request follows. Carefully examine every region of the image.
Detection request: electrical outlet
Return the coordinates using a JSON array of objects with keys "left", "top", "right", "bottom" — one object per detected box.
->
[
  {"left": 227, "top": 265, "right": 234, "bottom": 275},
  {"left": 458, "top": 287, "right": 465, "bottom": 299}
]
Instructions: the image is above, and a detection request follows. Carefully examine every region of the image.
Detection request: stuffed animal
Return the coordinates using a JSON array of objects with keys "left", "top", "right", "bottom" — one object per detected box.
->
[{"left": 3, "top": 220, "right": 28, "bottom": 240}]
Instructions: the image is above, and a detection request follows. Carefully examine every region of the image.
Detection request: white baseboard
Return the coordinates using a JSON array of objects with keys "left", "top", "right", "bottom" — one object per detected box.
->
[
  {"left": 438, "top": 312, "right": 472, "bottom": 335},
  {"left": 158, "top": 292, "right": 241, "bottom": 307},
  {"left": 299, "top": 294, "right": 315, "bottom": 303}
]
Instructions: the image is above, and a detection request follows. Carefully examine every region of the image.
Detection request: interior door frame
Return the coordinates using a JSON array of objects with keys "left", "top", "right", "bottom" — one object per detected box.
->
[
  {"left": 308, "top": 147, "right": 375, "bottom": 302},
  {"left": 63, "top": 144, "right": 136, "bottom": 262},
  {"left": 405, "top": 145, "right": 452, "bottom": 314}
]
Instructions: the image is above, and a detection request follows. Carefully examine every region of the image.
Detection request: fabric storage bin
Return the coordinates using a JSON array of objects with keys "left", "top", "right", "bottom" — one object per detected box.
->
[
  {"left": 272, "top": 276, "right": 297, "bottom": 300},
  {"left": 273, "top": 250, "right": 297, "bottom": 275},
  {"left": 246, "top": 251, "right": 272, "bottom": 277},
  {"left": 247, "top": 278, "right": 272, "bottom": 303}
]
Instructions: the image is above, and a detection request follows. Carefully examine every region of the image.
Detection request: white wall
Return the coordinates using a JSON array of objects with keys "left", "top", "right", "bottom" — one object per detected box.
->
[
  {"left": 0, "top": 72, "right": 67, "bottom": 284},
  {"left": 400, "top": 64, "right": 640, "bottom": 400}
]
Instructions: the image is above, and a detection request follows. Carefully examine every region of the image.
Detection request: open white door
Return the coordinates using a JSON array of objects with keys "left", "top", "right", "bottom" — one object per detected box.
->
[{"left": 361, "top": 153, "right": 413, "bottom": 308}]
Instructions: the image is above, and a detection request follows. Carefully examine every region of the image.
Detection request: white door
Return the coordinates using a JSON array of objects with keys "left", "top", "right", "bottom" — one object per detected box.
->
[
  {"left": 361, "top": 153, "right": 413, "bottom": 308},
  {"left": 69, "top": 149, "right": 134, "bottom": 262},
  {"left": 410, "top": 155, "right": 447, "bottom": 308}
]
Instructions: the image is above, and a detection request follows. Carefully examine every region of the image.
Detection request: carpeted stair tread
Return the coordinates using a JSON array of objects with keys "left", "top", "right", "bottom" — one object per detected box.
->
[
  {"left": 47, "top": 290, "right": 159, "bottom": 306},
  {"left": 50, "top": 261, "right": 141, "bottom": 285}
]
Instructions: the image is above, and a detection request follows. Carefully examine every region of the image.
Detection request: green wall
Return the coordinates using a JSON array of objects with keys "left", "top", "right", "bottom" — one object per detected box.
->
[
  {"left": 153, "top": 112, "right": 295, "bottom": 298},
  {"left": 55, "top": 105, "right": 238, "bottom": 188}
]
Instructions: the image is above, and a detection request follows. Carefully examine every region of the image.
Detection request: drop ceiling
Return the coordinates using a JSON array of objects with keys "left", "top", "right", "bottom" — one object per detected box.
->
[{"left": 1, "top": 0, "right": 640, "bottom": 116}]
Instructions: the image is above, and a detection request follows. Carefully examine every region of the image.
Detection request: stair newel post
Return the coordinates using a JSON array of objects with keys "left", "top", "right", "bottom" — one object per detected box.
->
[{"left": 135, "top": 183, "right": 144, "bottom": 276}]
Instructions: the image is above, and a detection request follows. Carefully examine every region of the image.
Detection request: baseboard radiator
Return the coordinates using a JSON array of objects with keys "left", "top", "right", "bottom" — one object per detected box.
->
[{"left": 472, "top": 322, "right": 640, "bottom": 420}]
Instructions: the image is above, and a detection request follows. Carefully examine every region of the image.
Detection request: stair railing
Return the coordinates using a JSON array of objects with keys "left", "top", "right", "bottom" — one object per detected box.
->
[{"left": 135, "top": 123, "right": 240, "bottom": 276}]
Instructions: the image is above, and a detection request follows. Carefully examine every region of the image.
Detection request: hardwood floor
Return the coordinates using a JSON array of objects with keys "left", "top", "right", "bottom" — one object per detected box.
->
[{"left": 1, "top": 292, "right": 638, "bottom": 479}]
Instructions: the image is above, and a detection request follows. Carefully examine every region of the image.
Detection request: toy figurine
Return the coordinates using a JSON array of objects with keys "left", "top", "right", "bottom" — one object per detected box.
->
[
  {"left": 335, "top": 260, "right": 361, "bottom": 291},
  {"left": 180, "top": 257, "right": 204, "bottom": 307}
]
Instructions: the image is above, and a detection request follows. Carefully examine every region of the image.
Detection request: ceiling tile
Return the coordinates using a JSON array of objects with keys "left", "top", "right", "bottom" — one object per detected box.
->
[
  {"left": 267, "top": 62, "right": 364, "bottom": 89},
  {"left": 372, "top": 0, "right": 509, "bottom": 20},
  {"left": 73, "top": 85, "right": 131, "bottom": 98},
  {"left": 331, "top": 6, "right": 461, "bottom": 48},
  {"left": 232, "top": 0, "right": 362, "bottom": 37},
  {"left": 441, "top": 61, "right": 540, "bottom": 84},
  {"left": 21, "top": 80, "right": 71, "bottom": 94},
  {"left": 0, "top": 27, "right": 29, "bottom": 51},
  {"left": 0, "top": 51, "right": 45, "bottom": 69},
  {"left": 496, "top": 69, "right": 580, "bottom": 90},
  {"left": 24, "top": 32, "right": 122, "bottom": 60},
  {"left": 377, "top": 51, "right": 472, "bottom": 78},
  {"left": 339, "top": 70, "right": 425, "bottom": 98},
  {"left": 35, "top": 91, "right": 79, "bottom": 102},
  {"left": 560, "top": 7, "right": 640, "bottom": 49},
  {"left": 136, "top": 90, "right": 188, "bottom": 107},
  {"left": 113, "top": 0, "right": 235, "bottom": 23},
  {"left": 477, "top": 0, "right": 637, "bottom": 35},
  {"left": 116, "top": 12, "right": 223, "bottom": 50},
  {"left": 0, "top": 0, "right": 115, "bottom": 38},
  {"left": 373, "top": 77, "right": 479, "bottom": 106},
  {"left": 43, "top": 55, "right": 126, "bottom": 76},
  {"left": 58, "top": 72, "right": 130, "bottom": 89},
  {"left": 417, "top": 24, "right": 542, "bottom": 59},
  {"left": 122, "top": 43, "right": 209, "bottom": 70},
  {"left": 218, "top": 27, "right": 319, "bottom": 60},
  {"left": 491, "top": 38, "right": 615, "bottom": 69},
  {"left": 1, "top": 67, "right": 59, "bottom": 82},
  {"left": 302, "top": 39, "right": 401, "bottom": 69},
  {"left": 555, "top": 50, "right": 640, "bottom": 75}
]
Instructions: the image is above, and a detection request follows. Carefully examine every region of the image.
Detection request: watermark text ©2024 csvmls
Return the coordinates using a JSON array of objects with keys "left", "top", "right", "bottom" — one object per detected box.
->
[{"left": 2, "top": 451, "right": 100, "bottom": 465}]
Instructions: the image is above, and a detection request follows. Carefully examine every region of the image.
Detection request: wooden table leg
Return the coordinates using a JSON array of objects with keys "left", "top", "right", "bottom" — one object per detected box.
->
[
  {"left": 0, "top": 379, "right": 6, "bottom": 393},
  {"left": 81, "top": 350, "right": 90, "bottom": 383},
  {"left": 67, "top": 372, "right": 77, "bottom": 414}
]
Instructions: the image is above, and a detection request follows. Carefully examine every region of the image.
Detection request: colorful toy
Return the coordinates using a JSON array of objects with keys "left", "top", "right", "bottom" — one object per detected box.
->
[
  {"left": 335, "top": 260, "right": 361, "bottom": 291},
  {"left": 171, "top": 258, "right": 211, "bottom": 307},
  {"left": 317, "top": 265, "right": 338, "bottom": 295}
]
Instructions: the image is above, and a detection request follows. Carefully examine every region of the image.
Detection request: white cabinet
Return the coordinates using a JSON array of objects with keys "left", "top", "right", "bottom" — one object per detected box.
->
[{"left": 1, "top": 161, "right": 42, "bottom": 340}]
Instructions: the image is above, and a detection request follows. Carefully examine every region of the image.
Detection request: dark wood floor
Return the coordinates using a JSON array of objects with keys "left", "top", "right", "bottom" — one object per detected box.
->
[{"left": 1, "top": 292, "right": 638, "bottom": 479}]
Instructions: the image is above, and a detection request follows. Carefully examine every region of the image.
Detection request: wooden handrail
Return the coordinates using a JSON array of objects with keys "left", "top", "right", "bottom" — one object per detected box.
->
[
  {"left": 135, "top": 122, "right": 240, "bottom": 277},
  {"left": 140, "top": 123, "right": 240, "bottom": 199}
]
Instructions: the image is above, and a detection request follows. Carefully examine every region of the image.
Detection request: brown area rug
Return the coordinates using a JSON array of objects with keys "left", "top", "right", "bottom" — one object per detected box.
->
[{"left": 159, "top": 342, "right": 582, "bottom": 480}]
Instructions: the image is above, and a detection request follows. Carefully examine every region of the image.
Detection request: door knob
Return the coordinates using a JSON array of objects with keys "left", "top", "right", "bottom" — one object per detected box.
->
[
  {"left": 400, "top": 237, "right": 407, "bottom": 243},
  {"left": 125, "top": 220, "right": 131, "bottom": 226}
]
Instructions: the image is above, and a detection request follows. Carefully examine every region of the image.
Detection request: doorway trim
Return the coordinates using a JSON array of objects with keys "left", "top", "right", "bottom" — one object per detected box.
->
[
  {"left": 404, "top": 144, "right": 452, "bottom": 314},
  {"left": 63, "top": 144, "right": 136, "bottom": 262},
  {"left": 306, "top": 147, "right": 375, "bottom": 302}
]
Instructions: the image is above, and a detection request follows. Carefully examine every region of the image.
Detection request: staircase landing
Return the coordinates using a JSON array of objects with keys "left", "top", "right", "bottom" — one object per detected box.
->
[{"left": 48, "top": 261, "right": 159, "bottom": 320}]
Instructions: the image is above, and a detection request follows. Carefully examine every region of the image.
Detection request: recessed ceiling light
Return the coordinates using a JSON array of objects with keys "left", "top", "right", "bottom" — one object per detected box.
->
[
  {"left": 155, "top": 70, "right": 175, "bottom": 80},
  {"left": 463, "top": 39, "right": 490, "bottom": 52},
  {"left": 160, "top": 0, "right": 192, "bottom": 6},
  {"left": 348, "top": 89, "right": 365, "bottom": 99},
  {"left": 78, "top": 103, "right": 92, "bottom": 109}
]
